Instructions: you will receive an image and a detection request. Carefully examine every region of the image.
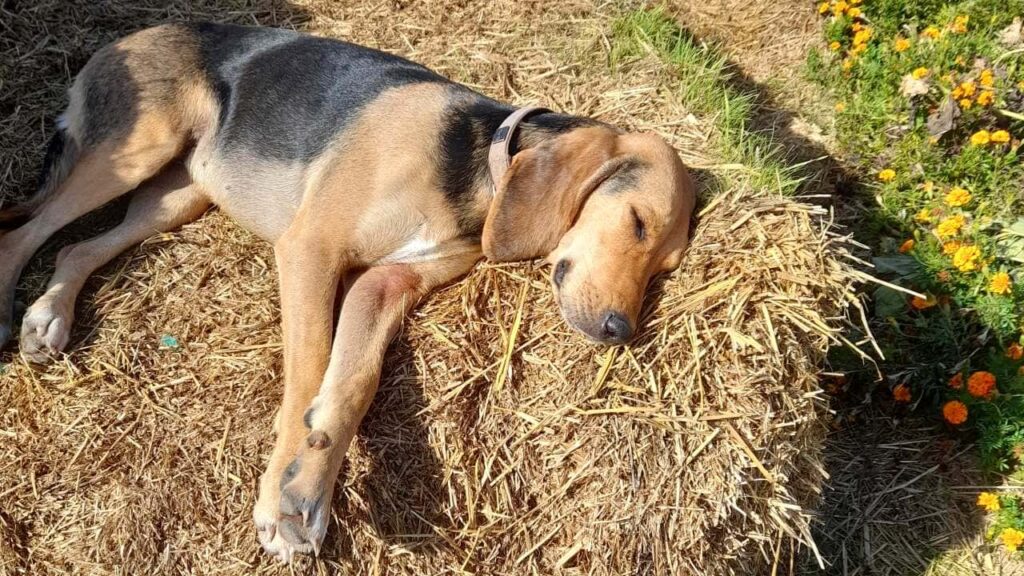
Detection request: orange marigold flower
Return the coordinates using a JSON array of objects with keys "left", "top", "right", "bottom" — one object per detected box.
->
[
  {"left": 935, "top": 215, "right": 965, "bottom": 238},
  {"left": 911, "top": 67, "right": 929, "bottom": 79},
  {"left": 851, "top": 22, "right": 864, "bottom": 32},
  {"left": 952, "top": 244, "right": 981, "bottom": 272},
  {"left": 818, "top": 1, "right": 830, "bottom": 14},
  {"left": 853, "top": 29, "right": 872, "bottom": 46},
  {"left": 922, "top": 26, "right": 941, "bottom": 39},
  {"left": 979, "top": 69, "right": 995, "bottom": 87},
  {"left": 959, "top": 98, "right": 973, "bottom": 109},
  {"left": 878, "top": 168, "right": 896, "bottom": 182},
  {"left": 899, "top": 239, "right": 915, "bottom": 253},
  {"left": 894, "top": 37, "right": 910, "bottom": 52},
  {"left": 832, "top": 0, "right": 849, "bottom": 16},
  {"left": 1007, "top": 343, "right": 1024, "bottom": 361},
  {"left": 977, "top": 492, "right": 1000, "bottom": 512},
  {"left": 910, "top": 294, "right": 937, "bottom": 310},
  {"left": 977, "top": 91, "right": 994, "bottom": 106},
  {"left": 967, "top": 371, "right": 997, "bottom": 398},
  {"left": 893, "top": 384, "right": 912, "bottom": 403},
  {"left": 971, "top": 130, "right": 991, "bottom": 146},
  {"left": 944, "top": 187, "right": 971, "bottom": 207},
  {"left": 1001, "top": 528, "right": 1024, "bottom": 553},
  {"left": 942, "top": 241, "right": 961, "bottom": 255},
  {"left": 989, "top": 271, "right": 1012, "bottom": 295},
  {"left": 942, "top": 400, "right": 968, "bottom": 425},
  {"left": 992, "top": 130, "right": 1011, "bottom": 144},
  {"left": 835, "top": 101, "right": 847, "bottom": 112},
  {"left": 949, "top": 373, "right": 963, "bottom": 389},
  {"left": 951, "top": 15, "right": 969, "bottom": 34},
  {"left": 958, "top": 81, "right": 976, "bottom": 97}
]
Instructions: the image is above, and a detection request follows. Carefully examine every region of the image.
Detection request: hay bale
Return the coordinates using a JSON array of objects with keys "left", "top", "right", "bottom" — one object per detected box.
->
[{"left": 0, "top": 1, "right": 863, "bottom": 575}]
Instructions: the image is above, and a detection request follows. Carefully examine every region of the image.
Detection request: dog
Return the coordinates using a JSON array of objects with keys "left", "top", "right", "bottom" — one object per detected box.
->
[{"left": 0, "top": 23, "right": 695, "bottom": 561}]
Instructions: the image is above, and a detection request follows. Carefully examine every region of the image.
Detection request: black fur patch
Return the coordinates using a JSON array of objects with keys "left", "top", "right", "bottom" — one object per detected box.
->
[
  {"left": 599, "top": 158, "right": 645, "bottom": 195},
  {"left": 195, "top": 23, "right": 446, "bottom": 161}
]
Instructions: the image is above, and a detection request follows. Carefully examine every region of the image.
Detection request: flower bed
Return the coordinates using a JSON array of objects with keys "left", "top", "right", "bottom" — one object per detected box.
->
[{"left": 809, "top": 0, "right": 1024, "bottom": 555}]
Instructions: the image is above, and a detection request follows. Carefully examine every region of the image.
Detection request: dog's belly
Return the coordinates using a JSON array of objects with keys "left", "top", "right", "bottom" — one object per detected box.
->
[{"left": 188, "top": 149, "right": 303, "bottom": 243}]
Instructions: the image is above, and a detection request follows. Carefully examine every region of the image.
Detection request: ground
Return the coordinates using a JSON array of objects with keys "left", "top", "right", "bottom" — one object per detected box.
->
[{"left": 0, "top": 0, "right": 1016, "bottom": 574}]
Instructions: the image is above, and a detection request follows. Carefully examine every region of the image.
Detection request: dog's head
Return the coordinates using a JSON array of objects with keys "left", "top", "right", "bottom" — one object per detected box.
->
[{"left": 483, "top": 126, "right": 695, "bottom": 344}]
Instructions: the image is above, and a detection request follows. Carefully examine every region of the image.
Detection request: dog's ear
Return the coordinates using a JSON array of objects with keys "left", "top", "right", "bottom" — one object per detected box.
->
[{"left": 482, "top": 128, "right": 623, "bottom": 262}]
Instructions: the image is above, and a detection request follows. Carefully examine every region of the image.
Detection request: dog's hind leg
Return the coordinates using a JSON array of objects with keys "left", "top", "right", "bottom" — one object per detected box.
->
[{"left": 19, "top": 163, "right": 209, "bottom": 363}]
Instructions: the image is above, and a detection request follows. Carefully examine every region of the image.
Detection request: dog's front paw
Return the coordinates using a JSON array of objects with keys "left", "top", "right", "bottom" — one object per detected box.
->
[
  {"left": 276, "top": 434, "right": 334, "bottom": 556},
  {"left": 20, "top": 300, "right": 72, "bottom": 363},
  {"left": 254, "top": 471, "right": 322, "bottom": 563}
]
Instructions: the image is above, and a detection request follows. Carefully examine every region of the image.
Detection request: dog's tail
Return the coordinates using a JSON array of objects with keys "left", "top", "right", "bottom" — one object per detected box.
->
[{"left": 0, "top": 124, "right": 79, "bottom": 230}]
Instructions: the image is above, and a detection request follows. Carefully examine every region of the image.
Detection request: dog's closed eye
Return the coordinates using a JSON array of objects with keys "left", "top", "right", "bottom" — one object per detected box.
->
[{"left": 630, "top": 207, "right": 646, "bottom": 242}]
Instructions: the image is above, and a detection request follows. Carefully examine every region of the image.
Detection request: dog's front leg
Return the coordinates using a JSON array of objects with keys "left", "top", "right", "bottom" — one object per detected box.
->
[
  {"left": 271, "top": 253, "right": 479, "bottom": 557},
  {"left": 254, "top": 227, "right": 344, "bottom": 562}
]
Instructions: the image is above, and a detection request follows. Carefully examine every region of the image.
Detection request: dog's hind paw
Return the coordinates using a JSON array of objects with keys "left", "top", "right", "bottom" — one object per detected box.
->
[{"left": 19, "top": 301, "right": 72, "bottom": 363}]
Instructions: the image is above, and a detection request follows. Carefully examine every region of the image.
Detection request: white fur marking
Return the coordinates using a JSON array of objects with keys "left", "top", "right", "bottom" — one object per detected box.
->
[
  {"left": 55, "top": 113, "right": 69, "bottom": 131},
  {"left": 377, "top": 236, "right": 439, "bottom": 264}
]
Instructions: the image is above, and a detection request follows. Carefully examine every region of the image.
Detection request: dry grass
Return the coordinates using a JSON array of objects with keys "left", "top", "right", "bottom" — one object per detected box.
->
[{"left": 1, "top": 1, "right": 867, "bottom": 574}]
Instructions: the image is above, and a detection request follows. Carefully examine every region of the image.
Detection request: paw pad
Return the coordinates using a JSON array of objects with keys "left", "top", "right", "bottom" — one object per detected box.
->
[{"left": 306, "top": 430, "right": 331, "bottom": 450}]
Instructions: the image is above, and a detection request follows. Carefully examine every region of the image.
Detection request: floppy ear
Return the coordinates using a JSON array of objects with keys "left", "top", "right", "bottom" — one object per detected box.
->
[{"left": 482, "top": 128, "right": 624, "bottom": 262}]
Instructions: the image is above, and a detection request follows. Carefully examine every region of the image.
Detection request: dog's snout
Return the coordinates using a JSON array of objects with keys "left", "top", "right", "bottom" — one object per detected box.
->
[
  {"left": 600, "top": 311, "right": 633, "bottom": 344},
  {"left": 553, "top": 259, "right": 571, "bottom": 288}
]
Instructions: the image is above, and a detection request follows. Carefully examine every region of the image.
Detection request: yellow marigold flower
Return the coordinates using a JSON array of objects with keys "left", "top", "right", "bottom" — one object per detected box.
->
[
  {"left": 921, "top": 181, "right": 935, "bottom": 193},
  {"left": 949, "top": 372, "right": 963, "bottom": 389},
  {"left": 851, "top": 22, "right": 863, "bottom": 32},
  {"left": 960, "top": 98, "right": 973, "bottom": 109},
  {"left": 877, "top": 168, "right": 896, "bottom": 182},
  {"left": 818, "top": 1, "right": 830, "bottom": 14},
  {"left": 848, "top": 7, "right": 861, "bottom": 18},
  {"left": 893, "top": 37, "right": 910, "bottom": 52},
  {"left": 1001, "top": 528, "right": 1024, "bottom": 553},
  {"left": 834, "top": 101, "right": 846, "bottom": 112},
  {"left": 992, "top": 130, "right": 1011, "bottom": 144},
  {"left": 851, "top": 43, "right": 866, "bottom": 55},
  {"left": 977, "top": 492, "right": 1000, "bottom": 512},
  {"left": 829, "top": 40, "right": 841, "bottom": 51},
  {"left": 842, "top": 58, "right": 854, "bottom": 71},
  {"left": 979, "top": 69, "right": 994, "bottom": 87},
  {"left": 915, "top": 208, "right": 932, "bottom": 223},
  {"left": 911, "top": 67, "right": 929, "bottom": 79},
  {"left": 922, "top": 26, "right": 941, "bottom": 39},
  {"left": 892, "top": 384, "right": 911, "bottom": 403},
  {"left": 958, "top": 81, "right": 976, "bottom": 97},
  {"left": 971, "top": 130, "right": 991, "bottom": 146},
  {"left": 853, "top": 29, "right": 872, "bottom": 46},
  {"left": 911, "top": 294, "right": 937, "bottom": 310},
  {"left": 944, "top": 187, "right": 971, "bottom": 207},
  {"left": 952, "top": 85, "right": 964, "bottom": 99},
  {"left": 977, "top": 91, "right": 994, "bottom": 106},
  {"left": 942, "top": 240, "right": 961, "bottom": 255},
  {"left": 989, "top": 271, "right": 1012, "bottom": 295},
  {"left": 1007, "top": 343, "right": 1024, "bottom": 361},
  {"left": 943, "top": 400, "right": 968, "bottom": 425},
  {"left": 952, "top": 244, "right": 981, "bottom": 272},
  {"left": 952, "top": 15, "right": 969, "bottom": 34},
  {"left": 967, "top": 371, "right": 997, "bottom": 398},
  {"left": 899, "top": 239, "right": 915, "bottom": 253},
  {"left": 935, "top": 215, "right": 965, "bottom": 238},
  {"left": 832, "top": 0, "right": 849, "bottom": 16}
]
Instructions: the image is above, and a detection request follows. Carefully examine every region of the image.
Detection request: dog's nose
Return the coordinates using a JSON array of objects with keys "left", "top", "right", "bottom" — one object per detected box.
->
[{"left": 600, "top": 311, "right": 633, "bottom": 344}]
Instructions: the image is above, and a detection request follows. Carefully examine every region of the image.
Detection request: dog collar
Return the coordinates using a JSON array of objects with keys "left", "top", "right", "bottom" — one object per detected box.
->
[{"left": 488, "top": 106, "right": 551, "bottom": 195}]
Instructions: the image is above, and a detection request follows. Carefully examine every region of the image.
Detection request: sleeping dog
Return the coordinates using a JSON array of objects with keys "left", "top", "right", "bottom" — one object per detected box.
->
[{"left": 0, "top": 23, "right": 695, "bottom": 561}]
